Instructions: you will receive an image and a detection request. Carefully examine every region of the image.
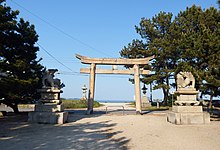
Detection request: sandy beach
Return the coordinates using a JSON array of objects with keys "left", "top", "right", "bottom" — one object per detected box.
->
[{"left": 0, "top": 103, "right": 220, "bottom": 150}]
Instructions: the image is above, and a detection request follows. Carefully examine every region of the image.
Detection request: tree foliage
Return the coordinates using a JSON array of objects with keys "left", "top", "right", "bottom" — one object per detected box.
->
[
  {"left": 121, "top": 12, "right": 177, "bottom": 105},
  {"left": 120, "top": 5, "right": 220, "bottom": 105},
  {"left": 0, "top": 1, "right": 44, "bottom": 112},
  {"left": 174, "top": 5, "right": 220, "bottom": 108}
]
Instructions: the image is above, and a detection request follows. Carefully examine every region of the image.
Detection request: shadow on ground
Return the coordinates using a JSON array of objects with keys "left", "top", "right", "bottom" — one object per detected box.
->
[
  {"left": 203, "top": 107, "right": 220, "bottom": 121},
  {"left": 210, "top": 108, "right": 220, "bottom": 121},
  {"left": 0, "top": 112, "right": 129, "bottom": 150}
]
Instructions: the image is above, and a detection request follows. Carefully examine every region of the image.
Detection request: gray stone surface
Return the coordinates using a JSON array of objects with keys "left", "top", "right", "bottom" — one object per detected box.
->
[
  {"left": 142, "top": 95, "right": 151, "bottom": 108},
  {"left": 35, "top": 104, "right": 64, "bottom": 112},
  {"left": 28, "top": 70, "right": 68, "bottom": 124},
  {"left": 28, "top": 111, "right": 68, "bottom": 124},
  {"left": 167, "top": 111, "right": 210, "bottom": 125},
  {"left": 142, "top": 103, "right": 151, "bottom": 108},
  {"left": 167, "top": 72, "right": 210, "bottom": 125},
  {"left": 172, "top": 106, "right": 202, "bottom": 113},
  {"left": 38, "top": 88, "right": 62, "bottom": 104},
  {"left": 176, "top": 72, "right": 195, "bottom": 89},
  {"left": 81, "top": 84, "right": 87, "bottom": 100},
  {"left": 175, "top": 72, "right": 199, "bottom": 106},
  {"left": 29, "top": 102, "right": 68, "bottom": 124}
]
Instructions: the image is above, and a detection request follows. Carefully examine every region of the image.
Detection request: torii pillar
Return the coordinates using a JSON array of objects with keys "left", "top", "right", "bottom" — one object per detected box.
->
[
  {"left": 87, "top": 63, "right": 96, "bottom": 114},
  {"left": 76, "top": 54, "right": 154, "bottom": 114},
  {"left": 134, "top": 64, "right": 141, "bottom": 113}
]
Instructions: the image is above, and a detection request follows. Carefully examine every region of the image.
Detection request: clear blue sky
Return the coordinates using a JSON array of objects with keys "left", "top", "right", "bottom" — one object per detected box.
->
[{"left": 6, "top": 0, "right": 218, "bottom": 101}]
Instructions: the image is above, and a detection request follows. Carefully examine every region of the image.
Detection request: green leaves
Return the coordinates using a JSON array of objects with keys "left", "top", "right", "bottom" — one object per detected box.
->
[
  {"left": 175, "top": 5, "right": 220, "bottom": 97},
  {"left": 120, "top": 5, "right": 220, "bottom": 103},
  {"left": 0, "top": 2, "right": 44, "bottom": 111}
]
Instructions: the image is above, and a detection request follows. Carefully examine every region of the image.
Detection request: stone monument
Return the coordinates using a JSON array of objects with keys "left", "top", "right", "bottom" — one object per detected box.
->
[
  {"left": 81, "top": 84, "right": 87, "bottom": 100},
  {"left": 28, "top": 69, "right": 68, "bottom": 124},
  {"left": 167, "top": 72, "right": 210, "bottom": 125},
  {"left": 141, "top": 84, "right": 151, "bottom": 108}
]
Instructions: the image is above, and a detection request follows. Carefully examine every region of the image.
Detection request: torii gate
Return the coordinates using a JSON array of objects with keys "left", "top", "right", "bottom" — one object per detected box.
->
[{"left": 76, "top": 54, "right": 154, "bottom": 114}]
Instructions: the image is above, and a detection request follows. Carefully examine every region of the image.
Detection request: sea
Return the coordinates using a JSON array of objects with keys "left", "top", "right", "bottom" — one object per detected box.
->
[
  {"left": 65, "top": 98, "right": 134, "bottom": 103},
  {"left": 97, "top": 100, "right": 134, "bottom": 103}
]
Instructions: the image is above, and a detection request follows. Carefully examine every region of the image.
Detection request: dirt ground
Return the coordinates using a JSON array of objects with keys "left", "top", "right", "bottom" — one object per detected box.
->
[{"left": 0, "top": 104, "right": 220, "bottom": 150}]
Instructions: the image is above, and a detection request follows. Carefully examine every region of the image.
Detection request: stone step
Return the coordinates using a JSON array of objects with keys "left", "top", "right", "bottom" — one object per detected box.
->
[
  {"left": 172, "top": 106, "right": 202, "bottom": 113},
  {"left": 28, "top": 111, "right": 68, "bottom": 124},
  {"left": 34, "top": 104, "right": 64, "bottom": 112},
  {"left": 167, "top": 111, "right": 210, "bottom": 125}
]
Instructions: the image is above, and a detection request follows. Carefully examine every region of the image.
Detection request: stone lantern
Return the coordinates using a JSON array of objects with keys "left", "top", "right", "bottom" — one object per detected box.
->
[
  {"left": 142, "top": 84, "right": 147, "bottom": 95},
  {"left": 141, "top": 84, "right": 151, "bottom": 107},
  {"left": 81, "top": 84, "right": 87, "bottom": 100}
]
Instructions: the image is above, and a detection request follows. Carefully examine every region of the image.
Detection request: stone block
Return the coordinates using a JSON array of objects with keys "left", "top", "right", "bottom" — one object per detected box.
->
[
  {"left": 167, "top": 111, "right": 210, "bottom": 125},
  {"left": 28, "top": 111, "right": 68, "bottom": 124},
  {"left": 142, "top": 102, "right": 151, "bottom": 108},
  {"left": 176, "top": 94, "right": 197, "bottom": 101},
  {"left": 177, "top": 88, "right": 196, "bottom": 91},
  {"left": 39, "top": 99, "right": 61, "bottom": 104},
  {"left": 41, "top": 93, "right": 60, "bottom": 100},
  {"left": 167, "top": 111, "right": 181, "bottom": 124},
  {"left": 35, "top": 104, "right": 64, "bottom": 112},
  {"left": 203, "top": 112, "right": 211, "bottom": 123},
  {"left": 38, "top": 88, "right": 62, "bottom": 100},
  {"left": 37, "top": 88, "right": 61, "bottom": 93},
  {"left": 180, "top": 113, "right": 204, "bottom": 124},
  {"left": 175, "top": 100, "right": 200, "bottom": 106},
  {"left": 172, "top": 106, "right": 202, "bottom": 113}
]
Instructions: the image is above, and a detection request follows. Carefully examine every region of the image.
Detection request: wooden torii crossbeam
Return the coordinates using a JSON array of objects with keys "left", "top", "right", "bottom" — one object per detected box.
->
[{"left": 76, "top": 54, "right": 154, "bottom": 114}]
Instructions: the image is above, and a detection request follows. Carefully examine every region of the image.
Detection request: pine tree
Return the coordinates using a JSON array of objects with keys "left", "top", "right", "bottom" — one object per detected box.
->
[
  {"left": 0, "top": 1, "right": 44, "bottom": 112},
  {"left": 120, "top": 5, "right": 219, "bottom": 106},
  {"left": 120, "top": 12, "right": 177, "bottom": 105},
  {"left": 174, "top": 5, "right": 220, "bottom": 107}
]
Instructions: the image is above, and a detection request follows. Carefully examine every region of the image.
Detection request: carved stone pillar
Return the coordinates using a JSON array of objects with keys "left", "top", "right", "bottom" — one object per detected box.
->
[{"left": 134, "top": 64, "right": 142, "bottom": 114}]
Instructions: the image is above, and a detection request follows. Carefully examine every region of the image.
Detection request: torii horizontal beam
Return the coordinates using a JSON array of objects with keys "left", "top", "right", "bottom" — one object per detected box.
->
[
  {"left": 76, "top": 54, "right": 154, "bottom": 65},
  {"left": 75, "top": 54, "right": 154, "bottom": 115},
  {"left": 80, "top": 68, "right": 150, "bottom": 75}
]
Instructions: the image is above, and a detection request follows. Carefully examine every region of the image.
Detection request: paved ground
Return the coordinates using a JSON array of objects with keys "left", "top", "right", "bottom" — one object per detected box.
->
[{"left": 0, "top": 104, "right": 220, "bottom": 150}]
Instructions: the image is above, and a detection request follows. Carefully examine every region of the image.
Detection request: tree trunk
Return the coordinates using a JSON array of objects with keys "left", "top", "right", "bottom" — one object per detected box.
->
[
  {"left": 162, "top": 87, "right": 168, "bottom": 106},
  {"left": 165, "top": 73, "right": 170, "bottom": 106},
  {"left": 208, "top": 94, "right": 213, "bottom": 113}
]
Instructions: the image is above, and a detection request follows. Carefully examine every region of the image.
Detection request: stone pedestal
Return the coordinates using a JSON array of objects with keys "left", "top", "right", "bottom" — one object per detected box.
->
[
  {"left": 175, "top": 88, "right": 200, "bottom": 106},
  {"left": 28, "top": 88, "right": 68, "bottom": 124},
  {"left": 167, "top": 106, "right": 210, "bottom": 125},
  {"left": 142, "top": 96, "right": 151, "bottom": 108},
  {"left": 28, "top": 103, "right": 68, "bottom": 124},
  {"left": 37, "top": 88, "right": 62, "bottom": 104},
  {"left": 167, "top": 88, "right": 210, "bottom": 125}
]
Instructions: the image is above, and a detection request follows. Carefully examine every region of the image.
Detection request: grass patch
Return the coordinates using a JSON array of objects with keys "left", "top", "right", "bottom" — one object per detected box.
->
[
  {"left": 16, "top": 100, "right": 103, "bottom": 109},
  {"left": 62, "top": 99, "right": 102, "bottom": 109},
  {"left": 142, "top": 106, "right": 169, "bottom": 111},
  {"left": 128, "top": 102, "right": 135, "bottom": 107},
  {"left": 129, "top": 102, "right": 169, "bottom": 111}
]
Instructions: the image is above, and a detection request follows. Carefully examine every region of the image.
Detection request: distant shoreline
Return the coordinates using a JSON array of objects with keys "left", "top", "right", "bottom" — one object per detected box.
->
[
  {"left": 63, "top": 98, "right": 135, "bottom": 103},
  {"left": 97, "top": 100, "right": 134, "bottom": 103}
]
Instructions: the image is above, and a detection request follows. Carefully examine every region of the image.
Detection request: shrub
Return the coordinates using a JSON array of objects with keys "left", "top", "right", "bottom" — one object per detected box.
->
[{"left": 62, "top": 99, "right": 102, "bottom": 109}]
